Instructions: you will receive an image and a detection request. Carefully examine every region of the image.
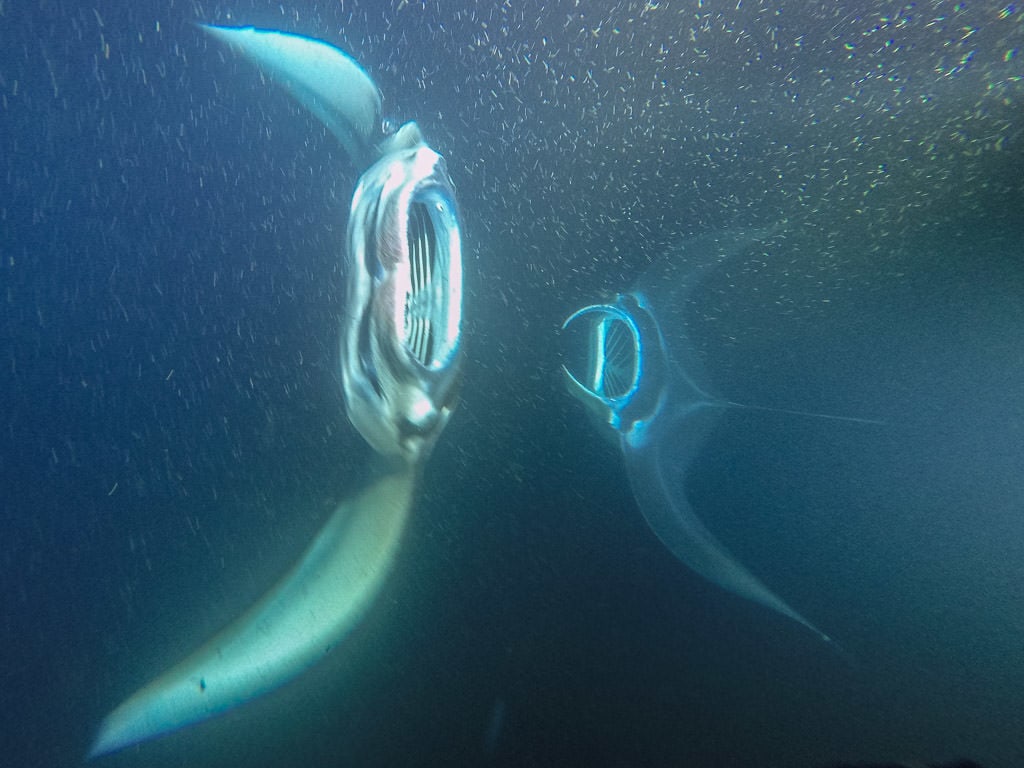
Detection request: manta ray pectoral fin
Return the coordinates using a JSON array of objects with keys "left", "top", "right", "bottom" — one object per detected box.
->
[
  {"left": 623, "top": 429, "right": 838, "bottom": 649},
  {"left": 88, "top": 465, "right": 416, "bottom": 759},
  {"left": 200, "top": 25, "right": 383, "bottom": 166}
]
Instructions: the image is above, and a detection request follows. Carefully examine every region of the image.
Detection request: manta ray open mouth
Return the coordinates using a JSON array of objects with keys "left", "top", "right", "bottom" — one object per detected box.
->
[
  {"left": 403, "top": 196, "right": 459, "bottom": 371},
  {"left": 339, "top": 140, "right": 463, "bottom": 460},
  {"left": 562, "top": 304, "right": 642, "bottom": 406},
  {"left": 591, "top": 315, "right": 638, "bottom": 400}
]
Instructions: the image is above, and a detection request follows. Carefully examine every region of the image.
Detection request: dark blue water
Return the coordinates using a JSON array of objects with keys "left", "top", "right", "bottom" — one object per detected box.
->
[{"left": 1, "top": 2, "right": 1022, "bottom": 766}]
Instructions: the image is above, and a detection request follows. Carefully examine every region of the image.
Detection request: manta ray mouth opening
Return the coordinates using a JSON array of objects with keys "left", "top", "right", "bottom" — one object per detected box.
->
[
  {"left": 403, "top": 193, "right": 461, "bottom": 372},
  {"left": 592, "top": 316, "right": 638, "bottom": 400},
  {"left": 562, "top": 304, "right": 641, "bottom": 405}
]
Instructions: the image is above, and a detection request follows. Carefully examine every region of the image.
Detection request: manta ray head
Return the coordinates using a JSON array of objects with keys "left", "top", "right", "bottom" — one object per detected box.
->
[
  {"left": 561, "top": 293, "right": 669, "bottom": 447},
  {"left": 341, "top": 123, "right": 464, "bottom": 464}
]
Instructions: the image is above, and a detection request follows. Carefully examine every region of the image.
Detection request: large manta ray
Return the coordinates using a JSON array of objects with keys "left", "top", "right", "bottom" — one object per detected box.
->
[{"left": 89, "top": 26, "right": 463, "bottom": 757}]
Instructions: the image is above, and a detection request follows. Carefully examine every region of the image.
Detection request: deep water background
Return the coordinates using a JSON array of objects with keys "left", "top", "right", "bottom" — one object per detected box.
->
[{"left": 1, "top": 1, "right": 1022, "bottom": 767}]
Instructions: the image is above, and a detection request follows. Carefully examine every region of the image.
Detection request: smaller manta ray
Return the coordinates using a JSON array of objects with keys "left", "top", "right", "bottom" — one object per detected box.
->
[{"left": 561, "top": 230, "right": 882, "bottom": 649}]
